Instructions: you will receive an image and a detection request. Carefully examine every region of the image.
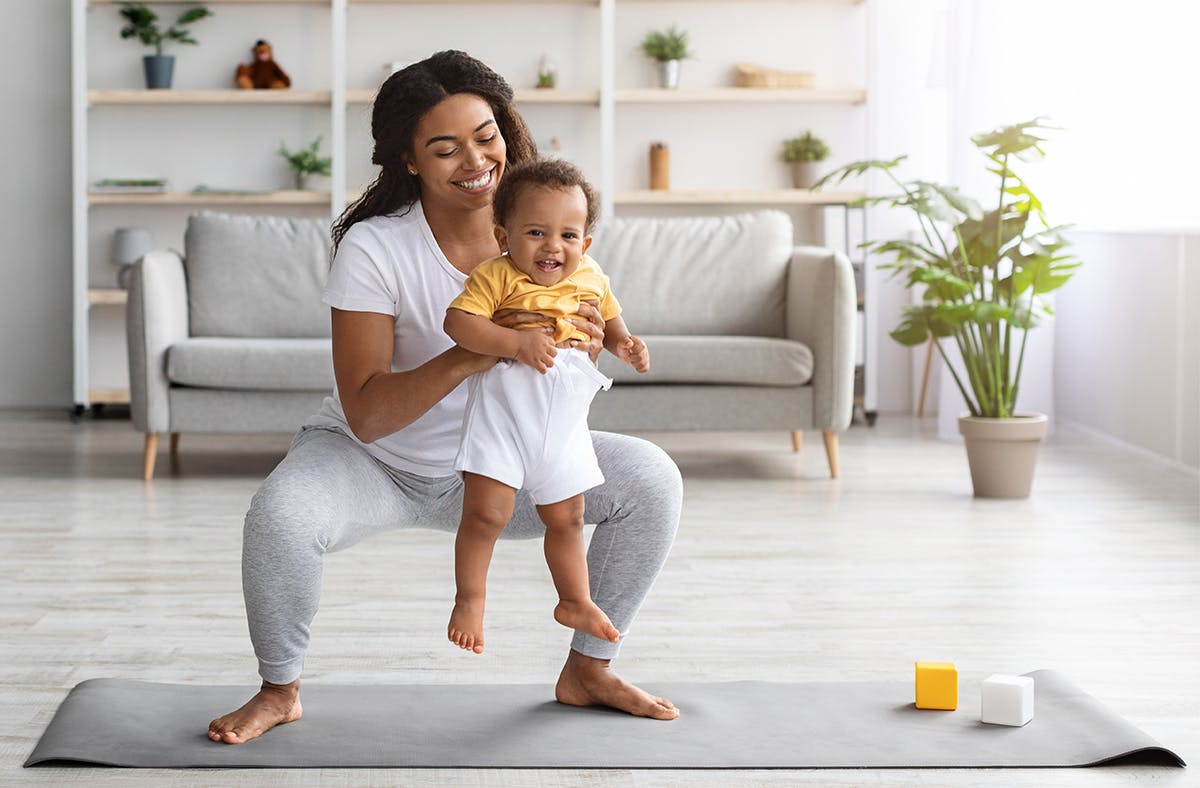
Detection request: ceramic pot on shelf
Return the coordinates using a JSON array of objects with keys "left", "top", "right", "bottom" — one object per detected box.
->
[
  {"left": 143, "top": 55, "right": 174, "bottom": 89},
  {"left": 958, "top": 413, "right": 1048, "bottom": 498},
  {"left": 657, "top": 59, "right": 681, "bottom": 89},
  {"left": 791, "top": 161, "right": 822, "bottom": 190}
]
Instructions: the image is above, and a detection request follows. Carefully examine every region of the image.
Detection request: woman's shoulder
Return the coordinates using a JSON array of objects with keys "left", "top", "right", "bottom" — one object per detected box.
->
[{"left": 343, "top": 204, "right": 421, "bottom": 244}]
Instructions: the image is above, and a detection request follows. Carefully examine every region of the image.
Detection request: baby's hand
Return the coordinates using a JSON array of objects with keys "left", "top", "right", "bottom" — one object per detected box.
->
[
  {"left": 617, "top": 335, "right": 650, "bottom": 373},
  {"left": 514, "top": 330, "right": 557, "bottom": 373}
]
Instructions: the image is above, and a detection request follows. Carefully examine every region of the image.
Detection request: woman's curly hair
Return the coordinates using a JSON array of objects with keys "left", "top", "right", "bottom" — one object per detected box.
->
[{"left": 331, "top": 50, "right": 538, "bottom": 253}]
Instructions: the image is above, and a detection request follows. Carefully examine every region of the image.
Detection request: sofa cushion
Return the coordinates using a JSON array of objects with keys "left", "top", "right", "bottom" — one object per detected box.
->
[
  {"left": 591, "top": 211, "right": 794, "bottom": 338},
  {"left": 185, "top": 211, "right": 332, "bottom": 338},
  {"left": 167, "top": 338, "right": 334, "bottom": 391},
  {"left": 597, "top": 335, "right": 813, "bottom": 387}
]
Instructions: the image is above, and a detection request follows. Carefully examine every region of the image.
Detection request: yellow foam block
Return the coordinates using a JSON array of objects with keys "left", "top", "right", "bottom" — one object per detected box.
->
[{"left": 915, "top": 661, "right": 958, "bottom": 710}]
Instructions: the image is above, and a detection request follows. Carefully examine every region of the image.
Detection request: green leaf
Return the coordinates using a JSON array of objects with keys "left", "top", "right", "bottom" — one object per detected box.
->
[
  {"left": 910, "top": 267, "right": 973, "bottom": 301},
  {"left": 890, "top": 308, "right": 931, "bottom": 346},
  {"left": 812, "top": 156, "right": 907, "bottom": 190},
  {"left": 1011, "top": 252, "right": 1081, "bottom": 295},
  {"left": 175, "top": 7, "right": 213, "bottom": 25},
  {"left": 919, "top": 181, "right": 983, "bottom": 221}
]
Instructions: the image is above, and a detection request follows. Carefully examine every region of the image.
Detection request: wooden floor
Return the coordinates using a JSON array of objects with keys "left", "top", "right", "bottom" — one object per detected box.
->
[{"left": 1, "top": 411, "right": 1196, "bottom": 787}]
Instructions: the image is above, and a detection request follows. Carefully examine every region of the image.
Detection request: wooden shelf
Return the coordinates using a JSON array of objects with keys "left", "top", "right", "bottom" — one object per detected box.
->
[
  {"left": 88, "top": 289, "right": 127, "bottom": 306},
  {"left": 88, "top": 90, "right": 332, "bottom": 105},
  {"left": 88, "top": 190, "right": 330, "bottom": 205},
  {"left": 615, "top": 88, "right": 866, "bottom": 104},
  {"left": 349, "top": 0, "right": 598, "bottom": 4},
  {"left": 90, "top": 0, "right": 329, "bottom": 4},
  {"left": 614, "top": 189, "right": 864, "bottom": 205}
]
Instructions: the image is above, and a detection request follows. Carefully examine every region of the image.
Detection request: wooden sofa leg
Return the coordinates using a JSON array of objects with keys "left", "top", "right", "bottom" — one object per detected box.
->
[
  {"left": 170, "top": 432, "right": 180, "bottom": 459},
  {"left": 790, "top": 430, "right": 803, "bottom": 454},
  {"left": 142, "top": 433, "right": 159, "bottom": 481},
  {"left": 822, "top": 430, "right": 840, "bottom": 479}
]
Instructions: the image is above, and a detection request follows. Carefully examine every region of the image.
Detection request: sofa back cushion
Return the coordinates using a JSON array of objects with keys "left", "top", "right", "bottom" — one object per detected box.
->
[
  {"left": 185, "top": 211, "right": 332, "bottom": 338},
  {"left": 590, "top": 210, "right": 793, "bottom": 337}
]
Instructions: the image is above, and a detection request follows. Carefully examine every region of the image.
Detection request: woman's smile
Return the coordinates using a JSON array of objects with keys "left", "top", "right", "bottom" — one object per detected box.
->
[{"left": 454, "top": 167, "right": 495, "bottom": 194}]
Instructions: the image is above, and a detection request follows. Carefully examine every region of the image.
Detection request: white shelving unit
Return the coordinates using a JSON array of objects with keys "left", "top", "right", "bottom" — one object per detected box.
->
[{"left": 72, "top": 0, "right": 873, "bottom": 416}]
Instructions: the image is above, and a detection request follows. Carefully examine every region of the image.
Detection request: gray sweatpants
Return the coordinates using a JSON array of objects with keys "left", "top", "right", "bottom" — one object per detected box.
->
[{"left": 242, "top": 425, "right": 682, "bottom": 684}]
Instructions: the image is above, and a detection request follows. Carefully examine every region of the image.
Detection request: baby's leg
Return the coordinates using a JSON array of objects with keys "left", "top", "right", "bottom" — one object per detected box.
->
[
  {"left": 448, "top": 472, "right": 516, "bottom": 654},
  {"left": 538, "top": 494, "right": 620, "bottom": 643}
]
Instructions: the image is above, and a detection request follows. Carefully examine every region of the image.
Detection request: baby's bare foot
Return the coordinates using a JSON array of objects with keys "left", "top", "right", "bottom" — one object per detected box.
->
[
  {"left": 553, "top": 599, "right": 620, "bottom": 643},
  {"left": 207, "top": 680, "right": 302, "bottom": 745},
  {"left": 448, "top": 599, "right": 486, "bottom": 654}
]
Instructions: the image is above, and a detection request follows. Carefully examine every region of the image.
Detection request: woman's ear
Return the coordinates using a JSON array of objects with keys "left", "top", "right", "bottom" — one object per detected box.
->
[{"left": 494, "top": 225, "right": 509, "bottom": 253}]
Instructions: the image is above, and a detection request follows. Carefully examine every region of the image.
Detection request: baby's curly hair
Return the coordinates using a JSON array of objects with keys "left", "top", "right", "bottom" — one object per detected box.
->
[{"left": 492, "top": 159, "right": 599, "bottom": 235}]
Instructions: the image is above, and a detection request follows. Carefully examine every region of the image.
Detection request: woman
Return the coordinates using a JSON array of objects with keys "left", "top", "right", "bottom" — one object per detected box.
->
[{"left": 208, "top": 50, "right": 682, "bottom": 745}]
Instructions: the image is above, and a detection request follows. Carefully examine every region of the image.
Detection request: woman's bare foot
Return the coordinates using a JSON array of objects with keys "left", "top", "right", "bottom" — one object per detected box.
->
[
  {"left": 553, "top": 599, "right": 620, "bottom": 643},
  {"left": 207, "top": 680, "right": 302, "bottom": 745},
  {"left": 448, "top": 598, "right": 486, "bottom": 654},
  {"left": 555, "top": 649, "right": 679, "bottom": 720}
]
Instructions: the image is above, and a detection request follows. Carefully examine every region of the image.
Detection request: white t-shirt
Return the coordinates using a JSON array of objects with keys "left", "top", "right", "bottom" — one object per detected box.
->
[{"left": 308, "top": 201, "right": 470, "bottom": 476}]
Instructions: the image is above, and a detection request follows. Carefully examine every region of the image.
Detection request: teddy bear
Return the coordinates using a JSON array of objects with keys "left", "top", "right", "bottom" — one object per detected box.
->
[{"left": 235, "top": 40, "right": 291, "bottom": 90}]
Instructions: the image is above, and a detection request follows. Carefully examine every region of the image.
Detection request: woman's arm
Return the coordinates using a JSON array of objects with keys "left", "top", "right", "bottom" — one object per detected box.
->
[{"left": 332, "top": 308, "right": 493, "bottom": 444}]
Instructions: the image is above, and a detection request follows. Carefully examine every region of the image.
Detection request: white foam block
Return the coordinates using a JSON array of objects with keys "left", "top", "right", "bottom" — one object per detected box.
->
[{"left": 981, "top": 674, "right": 1035, "bottom": 726}]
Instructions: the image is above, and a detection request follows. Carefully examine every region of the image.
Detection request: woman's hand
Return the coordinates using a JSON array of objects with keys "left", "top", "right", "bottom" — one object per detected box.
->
[{"left": 563, "top": 300, "right": 605, "bottom": 362}]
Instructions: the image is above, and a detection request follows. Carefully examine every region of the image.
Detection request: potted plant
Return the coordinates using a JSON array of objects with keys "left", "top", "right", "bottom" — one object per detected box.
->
[
  {"left": 536, "top": 54, "right": 557, "bottom": 89},
  {"left": 641, "top": 26, "right": 692, "bottom": 89},
  {"left": 781, "top": 131, "right": 830, "bottom": 189},
  {"left": 815, "top": 118, "right": 1081, "bottom": 498},
  {"left": 119, "top": 3, "right": 213, "bottom": 90},
  {"left": 278, "top": 136, "right": 333, "bottom": 191}
]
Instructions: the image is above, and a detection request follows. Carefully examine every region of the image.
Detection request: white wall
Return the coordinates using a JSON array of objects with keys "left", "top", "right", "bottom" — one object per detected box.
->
[
  {"left": 1056, "top": 230, "right": 1199, "bottom": 469},
  {"left": 0, "top": 2, "right": 73, "bottom": 407}
]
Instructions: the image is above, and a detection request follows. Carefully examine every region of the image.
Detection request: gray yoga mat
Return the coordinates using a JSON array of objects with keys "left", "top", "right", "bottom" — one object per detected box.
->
[{"left": 25, "top": 669, "right": 1184, "bottom": 769}]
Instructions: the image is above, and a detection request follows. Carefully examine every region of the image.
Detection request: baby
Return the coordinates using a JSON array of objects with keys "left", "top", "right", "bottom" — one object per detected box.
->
[{"left": 444, "top": 158, "right": 649, "bottom": 654}]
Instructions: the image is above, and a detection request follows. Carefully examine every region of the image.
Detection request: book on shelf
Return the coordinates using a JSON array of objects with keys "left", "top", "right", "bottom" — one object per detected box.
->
[
  {"left": 191, "top": 185, "right": 276, "bottom": 196},
  {"left": 91, "top": 178, "right": 169, "bottom": 194}
]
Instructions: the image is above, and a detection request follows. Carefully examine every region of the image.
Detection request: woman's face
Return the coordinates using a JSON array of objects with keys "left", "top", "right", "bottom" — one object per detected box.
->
[{"left": 407, "top": 93, "right": 506, "bottom": 213}]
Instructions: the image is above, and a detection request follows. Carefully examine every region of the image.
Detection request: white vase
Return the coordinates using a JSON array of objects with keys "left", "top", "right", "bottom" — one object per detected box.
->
[
  {"left": 791, "top": 161, "right": 822, "bottom": 189},
  {"left": 657, "top": 60, "right": 681, "bottom": 89}
]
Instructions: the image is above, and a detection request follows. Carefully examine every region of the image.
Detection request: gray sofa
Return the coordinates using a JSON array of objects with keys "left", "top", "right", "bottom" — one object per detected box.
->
[{"left": 127, "top": 210, "right": 855, "bottom": 479}]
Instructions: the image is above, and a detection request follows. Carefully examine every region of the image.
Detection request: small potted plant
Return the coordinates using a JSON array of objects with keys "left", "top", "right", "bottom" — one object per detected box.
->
[
  {"left": 641, "top": 26, "right": 692, "bottom": 89},
  {"left": 781, "top": 131, "right": 830, "bottom": 189},
  {"left": 815, "top": 118, "right": 1081, "bottom": 498},
  {"left": 278, "top": 136, "right": 333, "bottom": 191},
  {"left": 536, "top": 54, "right": 557, "bottom": 89},
  {"left": 119, "top": 3, "right": 213, "bottom": 90}
]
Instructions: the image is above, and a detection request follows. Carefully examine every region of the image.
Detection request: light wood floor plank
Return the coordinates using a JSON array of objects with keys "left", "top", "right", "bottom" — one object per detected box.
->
[{"left": 1, "top": 411, "right": 1196, "bottom": 786}]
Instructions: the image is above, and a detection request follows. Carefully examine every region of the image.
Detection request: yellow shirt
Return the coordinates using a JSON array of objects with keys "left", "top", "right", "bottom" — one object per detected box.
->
[{"left": 448, "top": 254, "right": 621, "bottom": 343}]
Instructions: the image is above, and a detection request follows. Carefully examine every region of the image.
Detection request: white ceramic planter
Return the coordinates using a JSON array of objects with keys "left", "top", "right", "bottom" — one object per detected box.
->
[
  {"left": 791, "top": 161, "right": 822, "bottom": 189},
  {"left": 958, "top": 413, "right": 1048, "bottom": 498},
  {"left": 658, "top": 59, "right": 681, "bottom": 89}
]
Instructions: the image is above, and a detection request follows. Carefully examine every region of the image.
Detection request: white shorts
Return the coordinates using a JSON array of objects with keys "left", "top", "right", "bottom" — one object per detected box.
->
[{"left": 454, "top": 348, "right": 613, "bottom": 505}]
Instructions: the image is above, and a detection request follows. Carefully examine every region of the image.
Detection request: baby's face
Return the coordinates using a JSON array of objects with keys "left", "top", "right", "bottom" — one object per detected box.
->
[{"left": 499, "top": 185, "right": 591, "bottom": 287}]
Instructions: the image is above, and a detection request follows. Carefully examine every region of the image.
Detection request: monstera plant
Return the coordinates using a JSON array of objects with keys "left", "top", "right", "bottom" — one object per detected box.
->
[{"left": 816, "top": 118, "right": 1081, "bottom": 497}]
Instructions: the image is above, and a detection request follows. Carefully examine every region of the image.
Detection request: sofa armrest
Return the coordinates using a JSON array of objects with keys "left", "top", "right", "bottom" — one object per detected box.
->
[
  {"left": 126, "top": 249, "right": 189, "bottom": 433},
  {"left": 785, "top": 246, "right": 856, "bottom": 431}
]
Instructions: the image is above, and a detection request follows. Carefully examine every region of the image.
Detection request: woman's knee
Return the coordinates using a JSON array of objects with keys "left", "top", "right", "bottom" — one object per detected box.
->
[
  {"left": 244, "top": 471, "right": 335, "bottom": 551},
  {"left": 594, "top": 433, "right": 683, "bottom": 522}
]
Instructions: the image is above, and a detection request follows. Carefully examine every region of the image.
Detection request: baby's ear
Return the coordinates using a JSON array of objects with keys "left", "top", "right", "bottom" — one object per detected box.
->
[
  {"left": 494, "top": 225, "right": 509, "bottom": 252},
  {"left": 581, "top": 235, "right": 593, "bottom": 254}
]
